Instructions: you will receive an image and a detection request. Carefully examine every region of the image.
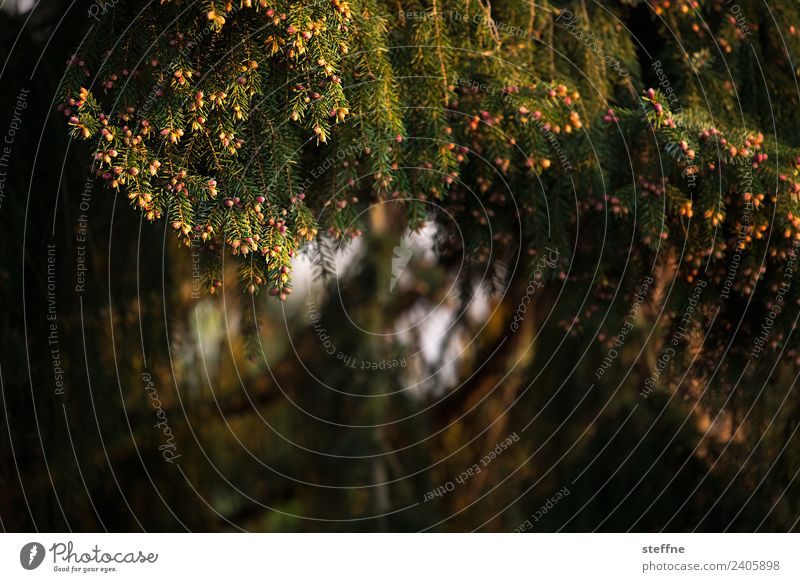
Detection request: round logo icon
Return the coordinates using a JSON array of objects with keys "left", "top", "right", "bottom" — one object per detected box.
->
[{"left": 20, "top": 542, "right": 45, "bottom": 570}]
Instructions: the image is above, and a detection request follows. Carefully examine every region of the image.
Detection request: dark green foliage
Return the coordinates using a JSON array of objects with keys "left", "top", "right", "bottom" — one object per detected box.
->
[{"left": 61, "top": 2, "right": 800, "bottom": 367}]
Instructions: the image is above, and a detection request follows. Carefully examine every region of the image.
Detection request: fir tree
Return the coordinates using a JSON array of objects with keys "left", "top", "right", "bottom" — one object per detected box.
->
[{"left": 61, "top": 0, "right": 800, "bottom": 372}]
